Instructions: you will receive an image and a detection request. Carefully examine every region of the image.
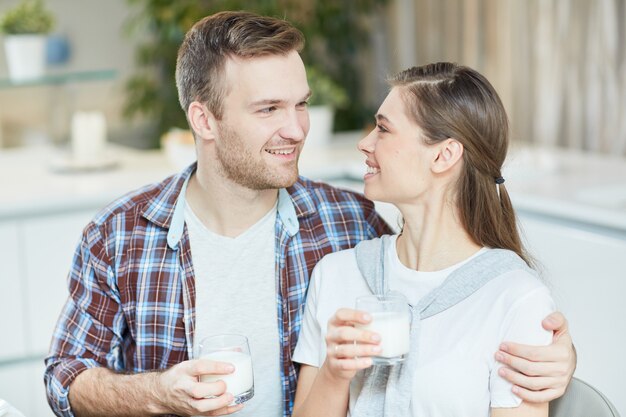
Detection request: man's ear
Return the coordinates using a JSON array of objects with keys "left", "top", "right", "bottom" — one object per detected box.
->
[
  {"left": 188, "top": 101, "right": 218, "bottom": 141},
  {"left": 432, "top": 138, "right": 464, "bottom": 174}
]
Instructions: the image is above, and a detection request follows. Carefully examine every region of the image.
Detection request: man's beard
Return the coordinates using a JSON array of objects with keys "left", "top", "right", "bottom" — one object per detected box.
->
[{"left": 214, "top": 122, "right": 300, "bottom": 190}]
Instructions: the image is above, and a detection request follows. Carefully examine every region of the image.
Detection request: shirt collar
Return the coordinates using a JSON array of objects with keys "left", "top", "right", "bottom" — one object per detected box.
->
[
  {"left": 145, "top": 164, "right": 311, "bottom": 249},
  {"left": 278, "top": 188, "right": 299, "bottom": 236},
  {"left": 285, "top": 179, "right": 318, "bottom": 217},
  {"left": 141, "top": 163, "right": 196, "bottom": 235}
]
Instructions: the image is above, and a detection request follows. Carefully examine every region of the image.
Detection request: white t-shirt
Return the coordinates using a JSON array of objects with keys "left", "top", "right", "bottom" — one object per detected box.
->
[
  {"left": 293, "top": 235, "right": 555, "bottom": 417},
  {"left": 186, "top": 203, "right": 282, "bottom": 417}
]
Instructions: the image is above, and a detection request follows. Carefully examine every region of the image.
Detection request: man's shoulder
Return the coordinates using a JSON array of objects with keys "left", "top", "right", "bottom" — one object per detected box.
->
[
  {"left": 90, "top": 171, "right": 182, "bottom": 228},
  {"left": 287, "top": 177, "right": 392, "bottom": 238}
]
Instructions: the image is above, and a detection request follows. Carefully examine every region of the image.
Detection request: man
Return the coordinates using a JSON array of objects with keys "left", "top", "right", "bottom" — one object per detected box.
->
[{"left": 45, "top": 11, "right": 576, "bottom": 417}]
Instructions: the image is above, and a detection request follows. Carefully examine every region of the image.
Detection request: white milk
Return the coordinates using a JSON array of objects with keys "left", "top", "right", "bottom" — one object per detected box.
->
[
  {"left": 200, "top": 350, "right": 254, "bottom": 396},
  {"left": 358, "top": 311, "right": 410, "bottom": 358}
]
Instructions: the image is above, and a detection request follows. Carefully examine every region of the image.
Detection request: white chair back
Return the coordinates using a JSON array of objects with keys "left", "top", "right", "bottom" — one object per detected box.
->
[{"left": 549, "top": 377, "right": 620, "bottom": 417}]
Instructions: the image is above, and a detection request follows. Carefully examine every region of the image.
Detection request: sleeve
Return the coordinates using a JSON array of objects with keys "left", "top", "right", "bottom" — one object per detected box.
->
[
  {"left": 489, "top": 285, "right": 556, "bottom": 408},
  {"left": 292, "top": 262, "right": 325, "bottom": 368},
  {"left": 44, "top": 223, "right": 126, "bottom": 417}
]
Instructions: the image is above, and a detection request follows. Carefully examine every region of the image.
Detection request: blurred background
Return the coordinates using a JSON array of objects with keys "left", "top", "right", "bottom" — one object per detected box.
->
[{"left": 0, "top": 0, "right": 624, "bottom": 415}]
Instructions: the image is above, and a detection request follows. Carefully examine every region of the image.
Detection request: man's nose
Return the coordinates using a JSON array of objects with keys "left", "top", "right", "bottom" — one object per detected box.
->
[{"left": 279, "top": 109, "right": 308, "bottom": 142}]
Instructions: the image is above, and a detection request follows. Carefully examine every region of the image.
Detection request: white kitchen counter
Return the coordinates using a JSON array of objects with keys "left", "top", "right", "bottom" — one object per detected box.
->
[
  {"left": 301, "top": 135, "right": 626, "bottom": 234},
  {"left": 0, "top": 145, "right": 177, "bottom": 219},
  {"left": 1, "top": 137, "right": 626, "bottom": 233},
  {"left": 0, "top": 137, "right": 364, "bottom": 220},
  {"left": 504, "top": 145, "right": 626, "bottom": 233}
]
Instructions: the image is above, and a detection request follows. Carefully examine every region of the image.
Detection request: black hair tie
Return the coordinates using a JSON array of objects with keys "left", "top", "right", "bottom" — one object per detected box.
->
[{"left": 495, "top": 177, "right": 505, "bottom": 185}]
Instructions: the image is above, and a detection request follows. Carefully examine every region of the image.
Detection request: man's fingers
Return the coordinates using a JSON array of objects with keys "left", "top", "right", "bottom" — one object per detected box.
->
[
  {"left": 497, "top": 366, "right": 559, "bottom": 391},
  {"left": 185, "top": 359, "right": 235, "bottom": 377},
  {"left": 204, "top": 403, "right": 244, "bottom": 416},
  {"left": 193, "top": 393, "right": 235, "bottom": 414},
  {"left": 189, "top": 380, "right": 228, "bottom": 399},
  {"left": 498, "top": 341, "right": 570, "bottom": 363},
  {"left": 499, "top": 358, "right": 569, "bottom": 403},
  {"left": 495, "top": 312, "right": 576, "bottom": 404},
  {"left": 495, "top": 350, "right": 569, "bottom": 377},
  {"left": 541, "top": 311, "right": 567, "bottom": 332},
  {"left": 510, "top": 385, "right": 565, "bottom": 403}
]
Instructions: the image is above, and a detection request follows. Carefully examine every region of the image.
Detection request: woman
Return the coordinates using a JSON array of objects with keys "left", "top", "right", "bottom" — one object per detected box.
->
[{"left": 292, "top": 62, "right": 554, "bottom": 417}]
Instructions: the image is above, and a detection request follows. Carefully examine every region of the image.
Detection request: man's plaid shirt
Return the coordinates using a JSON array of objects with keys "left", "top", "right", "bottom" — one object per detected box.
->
[{"left": 44, "top": 164, "right": 391, "bottom": 417}]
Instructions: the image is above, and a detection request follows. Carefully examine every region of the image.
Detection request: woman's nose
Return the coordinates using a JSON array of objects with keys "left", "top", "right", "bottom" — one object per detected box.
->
[{"left": 357, "top": 128, "right": 376, "bottom": 154}]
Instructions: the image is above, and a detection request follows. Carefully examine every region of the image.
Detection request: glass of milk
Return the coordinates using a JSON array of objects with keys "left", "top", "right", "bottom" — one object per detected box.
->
[
  {"left": 355, "top": 293, "right": 411, "bottom": 365},
  {"left": 198, "top": 334, "right": 254, "bottom": 404}
]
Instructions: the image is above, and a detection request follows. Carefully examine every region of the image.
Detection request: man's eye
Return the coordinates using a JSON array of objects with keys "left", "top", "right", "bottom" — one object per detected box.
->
[
  {"left": 297, "top": 101, "right": 309, "bottom": 108},
  {"left": 376, "top": 124, "right": 388, "bottom": 133},
  {"left": 260, "top": 106, "right": 278, "bottom": 114}
]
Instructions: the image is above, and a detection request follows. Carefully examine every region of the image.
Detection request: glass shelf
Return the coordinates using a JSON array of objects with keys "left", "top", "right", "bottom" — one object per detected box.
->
[{"left": 0, "top": 69, "right": 116, "bottom": 89}]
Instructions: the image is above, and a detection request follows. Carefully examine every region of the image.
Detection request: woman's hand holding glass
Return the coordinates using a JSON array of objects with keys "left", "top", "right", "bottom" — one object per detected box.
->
[{"left": 322, "top": 308, "right": 382, "bottom": 381}]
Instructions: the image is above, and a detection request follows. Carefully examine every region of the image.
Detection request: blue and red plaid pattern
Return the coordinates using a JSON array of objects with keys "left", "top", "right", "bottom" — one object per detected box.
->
[{"left": 44, "top": 164, "right": 391, "bottom": 417}]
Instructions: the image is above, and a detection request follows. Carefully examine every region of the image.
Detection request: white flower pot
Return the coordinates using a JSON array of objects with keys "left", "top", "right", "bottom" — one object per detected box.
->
[
  {"left": 3, "top": 34, "right": 47, "bottom": 82},
  {"left": 306, "top": 105, "right": 334, "bottom": 148}
]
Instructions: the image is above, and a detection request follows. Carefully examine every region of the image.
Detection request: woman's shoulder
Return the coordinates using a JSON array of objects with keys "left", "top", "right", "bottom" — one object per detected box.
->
[
  {"left": 481, "top": 249, "right": 552, "bottom": 301},
  {"left": 310, "top": 241, "right": 381, "bottom": 300},
  {"left": 317, "top": 246, "right": 358, "bottom": 269},
  {"left": 316, "top": 234, "right": 396, "bottom": 273}
]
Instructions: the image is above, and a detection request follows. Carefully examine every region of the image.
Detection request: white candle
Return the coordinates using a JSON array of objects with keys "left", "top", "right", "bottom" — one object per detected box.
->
[
  {"left": 357, "top": 311, "right": 410, "bottom": 358},
  {"left": 71, "top": 111, "right": 107, "bottom": 164},
  {"left": 200, "top": 350, "right": 254, "bottom": 396}
]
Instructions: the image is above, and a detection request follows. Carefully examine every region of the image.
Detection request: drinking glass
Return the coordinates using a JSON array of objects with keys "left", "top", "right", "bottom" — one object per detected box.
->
[
  {"left": 355, "top": 293, "right": 411, "bottom": 365},
  {"left": 198, "top": 334, "right": 254, "bottom": 404}
]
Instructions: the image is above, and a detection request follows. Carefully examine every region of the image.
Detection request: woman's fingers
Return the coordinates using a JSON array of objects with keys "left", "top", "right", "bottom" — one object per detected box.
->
[
  {"left": 331, "top": 356, "right": 373, "bottom": 371},
  {"left": 326, "top": 307, "right": 381, "bottom": 362},
  {"left": 329, "top": 308, "right": 372, "bottom": 326},
  {"left": 323, "top": 308, "right": 380, "bottom": 380},
  {"left": 332, "top": 341, "right": 381, "bottom": 359},
  {"left": 326, "top": 325, "right": 380, "bottom": 346}
]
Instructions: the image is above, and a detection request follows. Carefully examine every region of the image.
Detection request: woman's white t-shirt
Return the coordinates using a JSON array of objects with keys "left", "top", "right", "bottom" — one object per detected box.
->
[{"left": 292, "top": 235, "right": 555, "bottom": 417}]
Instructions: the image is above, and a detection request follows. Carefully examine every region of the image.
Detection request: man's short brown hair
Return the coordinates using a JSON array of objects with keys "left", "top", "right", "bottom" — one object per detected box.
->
[{"left": 175, "top": 11, "right": 305, "bottom": 120}]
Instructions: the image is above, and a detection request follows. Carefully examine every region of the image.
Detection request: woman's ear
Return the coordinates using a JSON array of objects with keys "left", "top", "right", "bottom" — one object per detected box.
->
[
  {"left": 432, "top": 138, "right": 464, "bottom": 174},
  {"left": 188, "top": 101, "right": 218, "bottom": 142}
]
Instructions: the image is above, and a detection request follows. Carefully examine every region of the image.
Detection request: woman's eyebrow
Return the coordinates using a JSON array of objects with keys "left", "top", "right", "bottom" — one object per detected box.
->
[{"left": 375, "top": 113, "right": 393, "bottom": 126}]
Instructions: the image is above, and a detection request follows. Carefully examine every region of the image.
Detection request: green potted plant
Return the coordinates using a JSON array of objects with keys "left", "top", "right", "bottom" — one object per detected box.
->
[
  {"left": 305, "top": 65, "right": 349, "bottom": 148},
  {"left": 122, "top": 0, "right": 388, "bottom": 148},
  {"left": 0, "top": 0, "right": 55, "bottom": 82}
]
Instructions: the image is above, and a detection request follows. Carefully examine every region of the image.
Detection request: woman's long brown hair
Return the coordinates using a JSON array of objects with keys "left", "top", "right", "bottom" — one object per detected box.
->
[{"left": 390, "top": 62, "right": 532, "bottom": 267}]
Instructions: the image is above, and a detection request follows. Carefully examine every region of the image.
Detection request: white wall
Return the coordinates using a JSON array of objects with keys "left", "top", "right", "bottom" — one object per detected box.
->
[
  {"left": 0, "top": 0, "right": 142, "bottom": 147},
  {"left": 518, "top": 212, "right": 626, "bottom": 415}
]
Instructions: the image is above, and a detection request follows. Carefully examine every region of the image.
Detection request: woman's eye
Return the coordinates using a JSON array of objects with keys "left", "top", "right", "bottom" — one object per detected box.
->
[{"left": 376, "top": 124, "right": 388, "bottom": 133}]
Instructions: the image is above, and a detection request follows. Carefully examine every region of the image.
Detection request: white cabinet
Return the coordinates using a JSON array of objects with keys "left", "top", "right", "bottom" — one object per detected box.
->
[
  {"left": 0, "top": 361, "right": 55, "bottom": 417},
  {"left": 518, "top": 212, "right": 626, "bottom": 415},
  {"left": 0, "top": 210, "right": 95, "bottom": 417},
  {"left": 22, "top": 211, "right": 94, "bottom": 355},
  {"left": 0, "top": 222, "right": 26, "bottom": 359}
]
